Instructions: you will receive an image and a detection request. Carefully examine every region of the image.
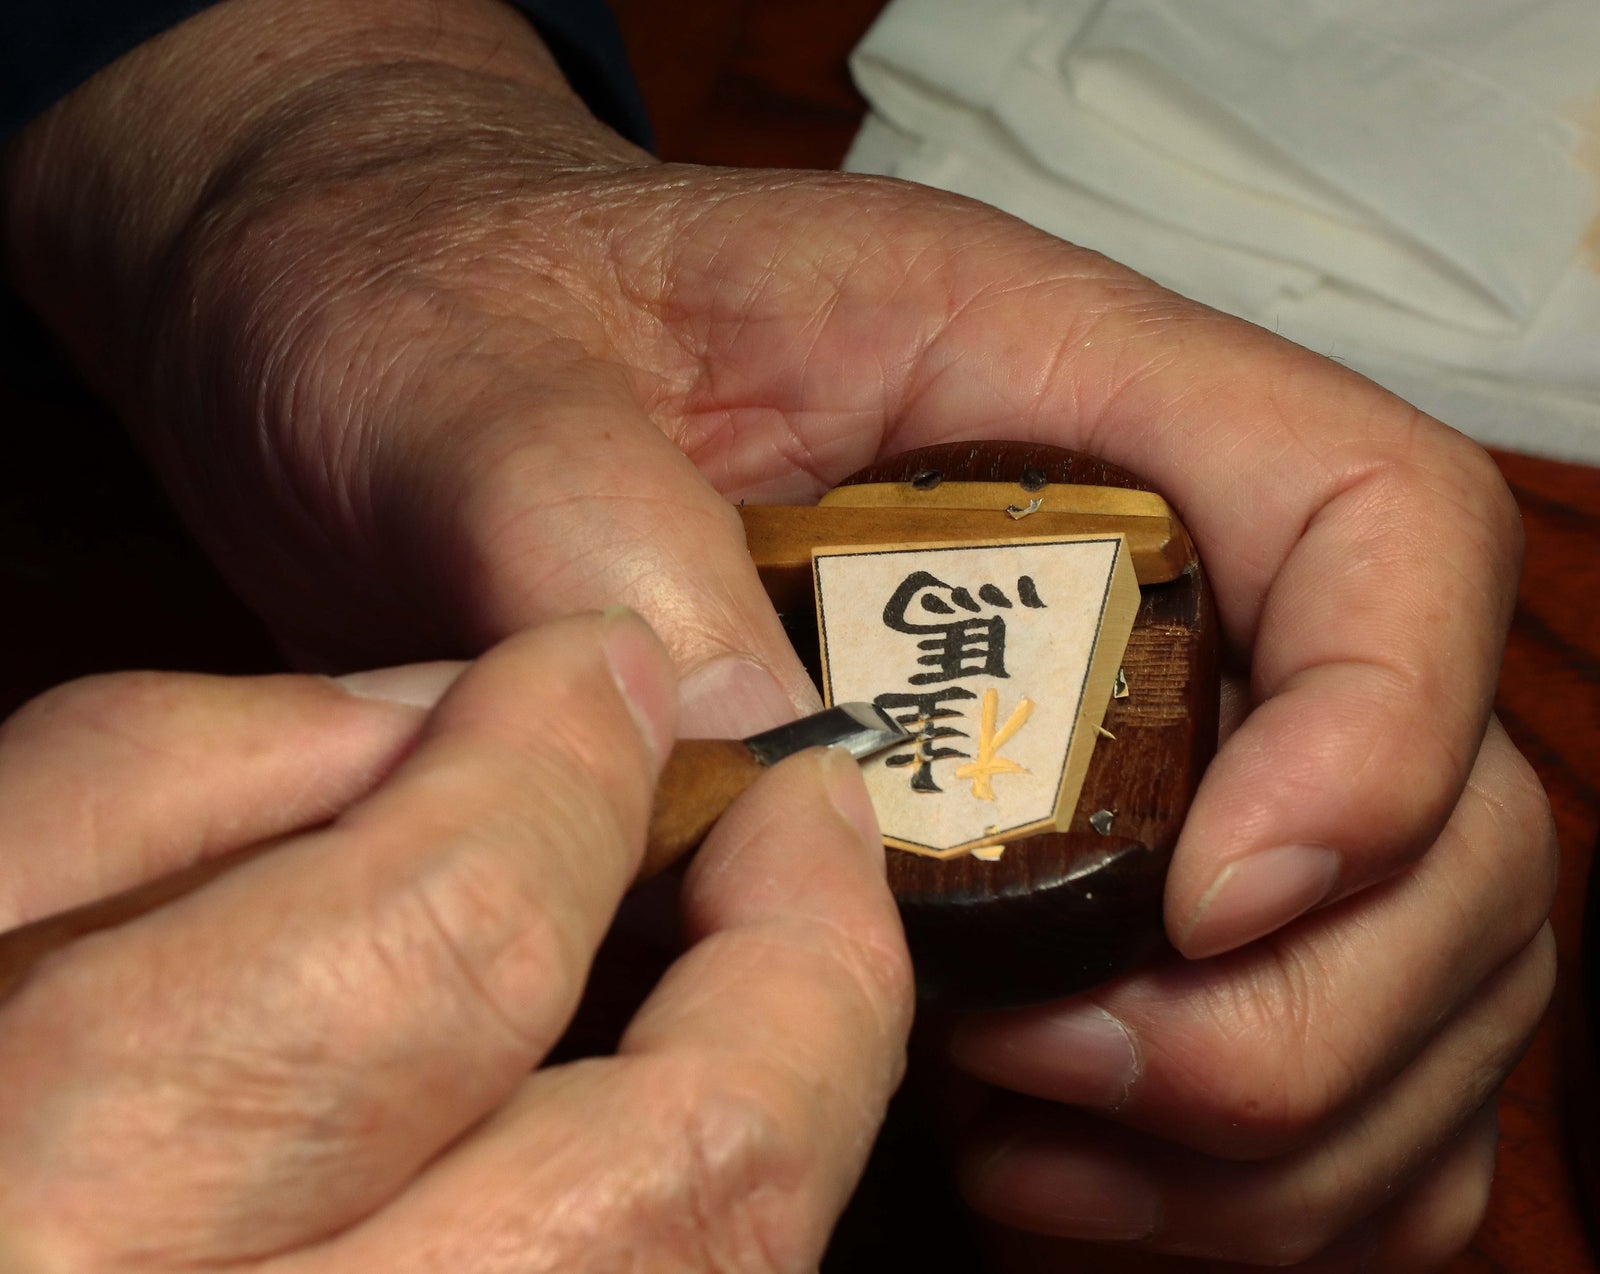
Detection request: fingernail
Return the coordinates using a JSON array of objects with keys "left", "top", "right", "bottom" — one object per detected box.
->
[
  {"left": 334, "top": 661, "right": 465, "bottom": 709},
  {"left": 1180, "top": 844, "right": 1341, "bottom": 958},
  {"left": 966, "top": 1138, "right": 1160, "bottom": 1240},
  {"left": 820, "top": 748, "right": 885, "bottom": 871},
  {"left": 950, "top": 1005, "right": 1140, "bottom": 1110},
  {"left": 678, "top": 654, "right": 801, "bottom": 739},
  {"left": 601, "top": 607, "right": 675, "bottom": 765}
]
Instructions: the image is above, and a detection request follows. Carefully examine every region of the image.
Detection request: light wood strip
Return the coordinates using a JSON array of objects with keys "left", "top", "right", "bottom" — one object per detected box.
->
[
  {"left": 740, "top": 505, "right": 1190, "bottom": 614},
  {"left": 818, "top": 481, "right": 1175, "bottom": 521}
]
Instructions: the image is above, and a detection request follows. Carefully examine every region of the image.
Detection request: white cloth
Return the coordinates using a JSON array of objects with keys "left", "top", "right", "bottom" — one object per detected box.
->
[{"left": 845, "top": 0, "right": 1600, "bottom": 465}]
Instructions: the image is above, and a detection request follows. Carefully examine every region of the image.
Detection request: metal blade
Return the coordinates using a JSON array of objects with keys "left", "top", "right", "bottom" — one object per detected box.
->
[{"left": 742, "top": 701, "right": 909, "bottom": 767}]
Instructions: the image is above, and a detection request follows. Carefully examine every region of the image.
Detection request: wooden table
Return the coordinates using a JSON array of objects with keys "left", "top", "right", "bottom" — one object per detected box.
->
[{"left": 1, "top": 3, "right": 1595, "bottom": 1269}]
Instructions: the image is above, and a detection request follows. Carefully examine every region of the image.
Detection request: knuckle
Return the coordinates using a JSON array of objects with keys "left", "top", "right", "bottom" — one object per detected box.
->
[
  {"left": 1355, "top": 704, "right": 1467, "bottom": 847},
  {"left": 1479, "top": 743, "right": 1560, "bottom": 925},
  {"left": 521, "top": 717, "right": 648, "bottom": 836},
  {"left": 1391, "top": 430, "right": 1522, "bottom": 624},
  {"left": 1078, "top": 289, "right": 1241, "bottom": 412},
  {"left": 1496, "top": 924, "right": 1558, "bottom": 1052},
  {"left": 1413, "top": 1158, "right": 1497, "bottom": 1269},
  {"left": 1424, "top": 1174, "right": 1496, "bottom": 1268},
  {"left": 789, "top": 892, "right": 915, "bottom": 1046},
  {"left": 382, "top": 831, "right": 583, "bottom": 1056},
  {"left": 1444, "top": 432, "right": 1523, "bottom": 559},
  {"left": 793, "top": 917, "right": 915, "bottom": 1086},
  {"left": 1376, "top": 1110, "right": 1499, "bottom": 1272},
  {"left": 855, "top": 926, "right": 916, "bottom": 1035},
  {"left": 1230, "top": 1088, "right": 1502, "bottom": 1268},
  {"left": 1184, "top": 1184, "right": 1350, "bottom": 1267},
  {"left": 1174, "top": 950, "right": 1358, "bottom": 1159},
  {"left": 1244, "top": 1151, "right": 1382, "bottom": 1267},
  {"left": 636, "top": 1058, "right": 820, "bottom": 1274},
  {"left": 1446, "top": 729, "right": 1559, "bottom": 966}
]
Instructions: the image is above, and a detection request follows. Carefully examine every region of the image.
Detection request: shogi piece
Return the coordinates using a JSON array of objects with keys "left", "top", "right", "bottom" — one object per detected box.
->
[{"left": 750, "top": 442, "right": 1218, "bottom": 1008}]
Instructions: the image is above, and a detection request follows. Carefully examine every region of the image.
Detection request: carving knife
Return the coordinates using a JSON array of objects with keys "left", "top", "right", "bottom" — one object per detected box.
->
[{"left": 0, "top": 702, "right": 909, "bottom": 1000}]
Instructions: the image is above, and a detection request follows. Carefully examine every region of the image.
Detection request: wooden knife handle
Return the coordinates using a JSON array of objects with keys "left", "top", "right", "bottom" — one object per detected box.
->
[
  {"left": 641, "top": 739, "right": 768, "bottom": 876},
  {"left": 0, "top": 739, "right": 769, "bottom": 1003}
]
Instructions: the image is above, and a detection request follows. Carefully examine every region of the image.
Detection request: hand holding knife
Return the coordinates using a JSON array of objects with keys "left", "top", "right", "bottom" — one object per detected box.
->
[{"left": 0, "top": 703, "right": 908, "bottom": 1000}]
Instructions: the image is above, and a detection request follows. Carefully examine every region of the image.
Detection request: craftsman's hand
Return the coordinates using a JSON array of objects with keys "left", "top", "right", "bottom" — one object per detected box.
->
[
  {"left": 0, "top": 613, "right": 910, "bottom": 1271},
  {"left": 3, "top": 0, "right": 1553, "bottom": 1266},
  {"left": 948, "top": 711, "right": 1554, "bottom": 1272}
]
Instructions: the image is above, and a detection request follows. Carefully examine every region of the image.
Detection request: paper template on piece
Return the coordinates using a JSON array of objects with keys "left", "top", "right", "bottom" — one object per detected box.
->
[{"left": 815, "top": 535, "right": 1140, "bottom": 859}]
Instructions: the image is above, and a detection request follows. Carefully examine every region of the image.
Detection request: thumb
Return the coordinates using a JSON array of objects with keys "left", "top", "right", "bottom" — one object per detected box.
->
[{"left": 414, "top": 368, "right": 819, "bottom": 737}]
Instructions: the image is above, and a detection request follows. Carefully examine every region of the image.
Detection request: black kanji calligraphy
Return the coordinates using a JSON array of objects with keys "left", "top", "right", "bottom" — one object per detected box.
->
[
  {"left": 873, "top": 687, "right": 976, "bottom": 793},
  {"left": 880, "top": 571, "right": 1046, "bottom": 685}
]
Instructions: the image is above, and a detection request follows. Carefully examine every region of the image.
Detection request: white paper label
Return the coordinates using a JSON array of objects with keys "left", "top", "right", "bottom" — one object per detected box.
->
[{"left": 815, "top": 536, "right": 1135, "bottom": 858}]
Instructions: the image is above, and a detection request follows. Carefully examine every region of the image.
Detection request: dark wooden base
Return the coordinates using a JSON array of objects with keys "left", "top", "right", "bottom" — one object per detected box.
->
[{"left": 782, "top": 441, "right": 1219, "bottom": 1008}]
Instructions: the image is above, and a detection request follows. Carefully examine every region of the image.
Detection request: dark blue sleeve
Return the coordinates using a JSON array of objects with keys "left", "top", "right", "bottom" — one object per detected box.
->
[
  {"left": 0, "top": 0, "right": 653, "bottom": 149},
  {"left": 0, "top": 0, "right": 651, "bottom": 390},
  {"left": 502, "top": 0, "right": 653, "bottom": 150}
]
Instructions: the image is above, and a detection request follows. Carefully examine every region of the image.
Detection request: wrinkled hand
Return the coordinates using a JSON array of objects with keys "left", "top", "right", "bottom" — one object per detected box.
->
[
  {"left": 0, "top": 613, "right": 910, "bottom": 1271},
  {"left": 3, "top": 0, "right": 1555, "bottom": 1265},
  {"left": 949, "top": 714, "right": 1553, "bottom": 1270}
]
